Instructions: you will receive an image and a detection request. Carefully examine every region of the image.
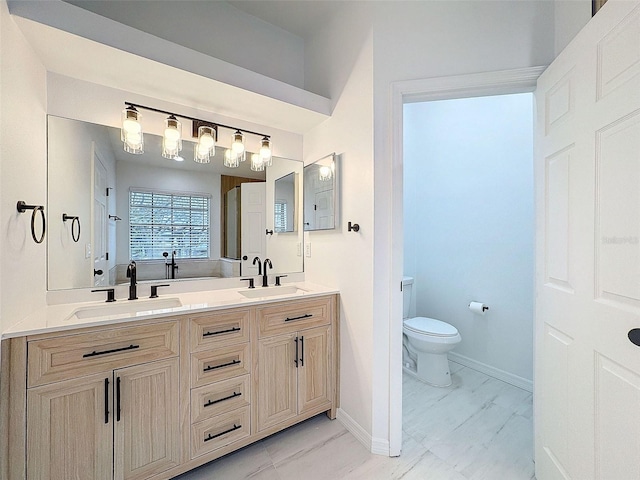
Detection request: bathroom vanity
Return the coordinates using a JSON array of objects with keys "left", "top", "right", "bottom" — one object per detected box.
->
[{"left": 0, "top": 285, "right": 339, "bottom": 480}]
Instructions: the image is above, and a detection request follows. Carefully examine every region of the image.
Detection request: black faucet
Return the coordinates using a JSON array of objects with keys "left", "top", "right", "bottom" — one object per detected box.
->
[
  {"left": 262, "top": 258, "right": 272, "bottom": 287},
  {"left": 126, "top": 260, "right": 137, "bottom": 300},
  {"left": 253, "top": 256, "right": 262, "bottom": 275},
  {"left": 170, "top": 250, "right": 178, "bottom": 279}
]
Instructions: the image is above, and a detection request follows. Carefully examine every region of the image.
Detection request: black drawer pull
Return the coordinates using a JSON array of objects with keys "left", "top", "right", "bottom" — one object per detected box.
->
[
  {"left": 204, "top": 391, "right": 241, "bottom": 408},
  {"left": 104, "top": 378, "right": 109, "bottom": 424},
  {"left": 203, "top": 326, "right": 241, "bottom": 337},
  {"left": 285, "top": 314, "right": 313, "bottom": 322},
  {"left": 204, "top": 359, "right": 241, "bottom": 372},
  {"left": 204, "top": 424, "right": 241, "bottom": 442},
  {"left": 83, "top": 344, "right": 140, "bottom": 358}
]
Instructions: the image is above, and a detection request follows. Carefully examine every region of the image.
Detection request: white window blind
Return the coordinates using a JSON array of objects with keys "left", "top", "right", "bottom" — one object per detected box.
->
[
  {"left": 129, "top": 190, "right": 210, "bottom": 260},
  {"left": 274, "top": 201, "right": 287, "bottom": 232}
]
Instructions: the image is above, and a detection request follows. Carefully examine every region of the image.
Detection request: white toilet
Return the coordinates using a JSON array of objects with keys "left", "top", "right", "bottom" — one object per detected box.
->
[{"left": 402, "top": 277, "right": 461, "bottom": 387}]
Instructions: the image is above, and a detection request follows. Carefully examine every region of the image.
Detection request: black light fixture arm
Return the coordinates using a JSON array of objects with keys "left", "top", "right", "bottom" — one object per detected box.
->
[{"left": 125, "top": 102, "right": 271, "bottom": 139}]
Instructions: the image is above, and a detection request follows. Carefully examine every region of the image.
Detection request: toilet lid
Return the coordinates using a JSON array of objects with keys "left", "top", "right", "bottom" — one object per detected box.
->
[{"left": 404, "top": 317, "right": 458, "bottom": 337}]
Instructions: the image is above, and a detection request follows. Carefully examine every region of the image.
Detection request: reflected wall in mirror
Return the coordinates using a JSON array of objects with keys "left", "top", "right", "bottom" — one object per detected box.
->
[
  {"left": 303, "top": 154, "right": 338, "bottom": 231},
  {"left": 47, "top": 115, "right": 303, "bottom": 290},
  {"left": 274, "top": 173, "right": 297, "bottom": 233}
]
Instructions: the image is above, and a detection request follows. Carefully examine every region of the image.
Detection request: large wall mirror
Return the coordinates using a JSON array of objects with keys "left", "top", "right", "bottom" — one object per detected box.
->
[
  {"left": 47, "top": 115, "right": 303, "bottom": 290},
  {"left": 303, "top": 154, "right": 338, "bottom": 231}
]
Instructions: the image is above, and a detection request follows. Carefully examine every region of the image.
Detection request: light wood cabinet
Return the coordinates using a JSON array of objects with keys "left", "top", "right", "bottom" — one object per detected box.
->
[{"left": 2, "top": 294, "right": 338, "bottom": 480}]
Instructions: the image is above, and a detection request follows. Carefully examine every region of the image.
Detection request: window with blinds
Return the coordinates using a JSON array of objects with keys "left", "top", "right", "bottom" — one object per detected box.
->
[
  {"left": 129, "top": 190, "right": 210, "bottom": 260},
  {"left": 274, "top": 201, "right": 288, "bottom": 232}
]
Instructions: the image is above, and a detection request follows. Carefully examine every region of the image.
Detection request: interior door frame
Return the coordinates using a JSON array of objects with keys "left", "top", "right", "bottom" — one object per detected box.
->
[{"left": 388, "top": 66, "right": 546, "bottom": 456}]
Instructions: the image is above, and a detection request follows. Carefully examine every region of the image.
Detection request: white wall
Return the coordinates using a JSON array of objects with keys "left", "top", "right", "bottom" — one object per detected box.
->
[
  {"left": 48, "top": 117, "right": 116, "bottom": 290},
  {"left": 0, "top": 0, "right": 47, "bottom": 331},
  {"left": 403, "top": 94, "right": 534, "bottom": 383},
  {"left": 554, "top": 0, "right": 592, "bottom": 57},
  {"left": 65, "top": 0, "right": 305, "bottom": 90}
]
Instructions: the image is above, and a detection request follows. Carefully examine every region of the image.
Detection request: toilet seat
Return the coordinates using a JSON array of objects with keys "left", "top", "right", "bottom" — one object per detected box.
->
[{"left": 404, "top": 317, "right": 458, "bottom": 337}]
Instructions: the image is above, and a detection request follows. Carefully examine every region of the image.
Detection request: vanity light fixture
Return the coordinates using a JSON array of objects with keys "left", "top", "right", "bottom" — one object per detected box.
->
[
  {"left": 162, "top": 115, "right": 182, "bottom": 159},
  {"left": 121, "top": 106, "right": 144, "bottom": 154},
  {"left": 251, "top": 153, "right": 265, "bottom": 172},
  {"left": 121, "top": 102, "right": 271, "bottom": 168},
  {"left": 319, "top": 164, "right": 333, "bottom": 181}
]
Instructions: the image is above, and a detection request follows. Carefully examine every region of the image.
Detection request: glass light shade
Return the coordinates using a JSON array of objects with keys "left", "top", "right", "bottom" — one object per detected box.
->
[
  {"left": 194, "top": 125, "right": 215, "bottom": 163},
  {"left": 251, "top": 153, "right": 265, "bottom": 172},
  {"left": 231, "top": 131, "right": 245, "bottom": 154},
  {"left": 121, "top": 107, "right": 143, "bottom": 154},
  {"left": 224, "top": 149, "right": 239, "bottom": 168},
  {"left": 260, "top": 137, "right": 272, "bottom": 166},
  {"left": 319, "top": 165, "right": 333, "bottom": 181}
]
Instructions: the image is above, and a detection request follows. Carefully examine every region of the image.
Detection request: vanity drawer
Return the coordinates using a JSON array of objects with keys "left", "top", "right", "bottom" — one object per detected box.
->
[
  {"left": 28, "top": 320, "right": 180, "bottom": 387},
  {"left": 191, "top": 374, "right": 250, "bottom": 424},
  {"left": 191, "top": 343, "right": 250, "bottom": 388},
  {"left": 256, "top": 297, "right": 332, "bottom": 338},
  {"left": 191, "top": 406, "right": 250, "bottom": 459},
  {"left": 190, "top": 309, "right": 250, "bottom": 352}
]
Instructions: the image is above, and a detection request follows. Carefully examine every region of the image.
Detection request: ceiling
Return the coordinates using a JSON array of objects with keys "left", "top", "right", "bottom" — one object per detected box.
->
[{"left": 227, "top": 0, "right": 343, "bottom": 41}]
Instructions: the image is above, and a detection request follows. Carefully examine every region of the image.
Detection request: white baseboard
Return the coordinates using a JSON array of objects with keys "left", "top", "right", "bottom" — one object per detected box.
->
[
  {"left": 371, "top": 437, "right": 390, "bottom": 456},
  {"left": 336, "top": 408, "right": 372, "bottom": 452},
  {"left": 448, "top": 352, "right": 533, "bottom": 392}
]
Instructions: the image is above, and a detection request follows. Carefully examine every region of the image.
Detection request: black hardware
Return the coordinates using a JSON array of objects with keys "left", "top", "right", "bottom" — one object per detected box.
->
[
  {"left": 92, "top": 288, "right": 116, "bottom": 303},
  {"left": 204, "top": 424, "right": 241, "bottom": 442},
  {"left": 108, "top": 214, "right": 122, "bottom": 221},
  {"left": 106, "top": 187, "right": 113, "bottom": 197},
  {"left": 62, "top": 214, "right": 81, "bottom": 242},
  {"left": 204, "top": 359, "right": 241, "bottom": 372},
  {"left": 275, "top": 275, "right": 287, "bottom": 286},
  {"left": 285, "top": 314, "right": 313, "bottom": 322},
  {"left": 126, "top": 261, "right": 137, "bottom": 300},
  {"left": 203, "top": 327, "right": 241, "bottom": 337},
  {"left": 262, "top": 258, "right": 273, "bottom": 287},
  {"left": 164, "top": 251, "right": 178, "bottom": 280},
  {"left": 17, "top": 201, "right": 46, "bottom": 244},
  {"left": 240, "top": 277, "right": 255, "bottom": 289},
  {"left": 294, "top": 337, "right": 299, "bottom": 368},
  {"left": 106, "top": 252, "right": 109, "bottom": 261},
  {"left": 348, "top": 222, "right": 360, "bottom": 232},
  {"left": 83, "top": 344, "right": 140, "bottom": 358},
  {"left": 94, "top": 269, "right": 103, "bottom": 276},
  {"left": 242, "top": 255, "right": 248, "bottom": 260},
  {"left": 253, "top": 257, "right": 262, "bottom": 275},
  {"left": 149, "top": 284, "right": 170, "bottom": 298},
  {"left": 126, "top": 101, "right": 270, "bottom": 139},
  {"left": 116, "top": 377, "right": 121, "bottom": 422},
  {"left": 104, "top": 378, "right": 109, "bottom": 424},
  {"left": 266, "top": 229, "right": 274, "bottom": 235},
  {"left": 628, "top": 329, "right": 640, "bottom": 347},
  {"left": 204, "top": 392, "right": 241, "bottom": 408},
  {"left": 300, "top": 336, "right": 304, "bottom": 367}
]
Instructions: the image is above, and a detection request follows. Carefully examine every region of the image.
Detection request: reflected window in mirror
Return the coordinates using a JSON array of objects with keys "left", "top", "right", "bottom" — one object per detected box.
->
[
  {"left": 304, "top": 154, "right": 338, "bottom": 231},
  {"left": 274, "top": 172, "right": 297, "bottom": 233}
]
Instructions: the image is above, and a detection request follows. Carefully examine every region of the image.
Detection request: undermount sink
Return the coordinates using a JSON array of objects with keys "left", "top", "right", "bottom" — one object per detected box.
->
[
  {"left": 68, "top": 297, "right": 183, "bottom": 321},
  {"left": 238, "top": 285, "right": 306, "bottom": 299}
]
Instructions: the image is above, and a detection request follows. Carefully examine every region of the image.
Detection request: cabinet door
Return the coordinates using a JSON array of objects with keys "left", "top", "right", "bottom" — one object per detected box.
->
[
  {"left": 27, "top": 373, "right": 113, "bottom": 480},
  {"left": 114, "top": 358, "right": 180, "bottom": 480},
  {"left": 298, "top": 326, "right": 332, "bottom": 415},
  {"left": 256, "top": 333, "right": 298, "bottom": 431}
]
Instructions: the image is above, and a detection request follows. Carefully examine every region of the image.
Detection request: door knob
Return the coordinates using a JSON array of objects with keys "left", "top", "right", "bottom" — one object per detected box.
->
[
  {"left": 628, "top": 329, "right": 640, "bottom": 346},
  {"left": 94, "top": 269, "right": 103, "bottom": 276}
]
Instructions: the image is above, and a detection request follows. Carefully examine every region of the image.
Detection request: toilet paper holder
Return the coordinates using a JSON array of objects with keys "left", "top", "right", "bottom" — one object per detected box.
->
[{"left": 469, "top": 302, "right": 489, "bottom": 314}]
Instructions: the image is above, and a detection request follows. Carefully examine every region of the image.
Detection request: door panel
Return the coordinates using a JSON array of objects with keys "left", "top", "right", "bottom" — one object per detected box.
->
[
  {"left": 298, "top": 326, "right": 332, "bottom": 414},
  {"left": 535, "top": 2, "right": 640, "bottom": 479},
  {"left": 240, "top": 182, "right": 266, "bottom": 275}
]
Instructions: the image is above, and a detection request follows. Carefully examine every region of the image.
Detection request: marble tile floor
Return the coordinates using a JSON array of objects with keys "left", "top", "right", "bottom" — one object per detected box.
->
[{"left": 174, "top": 363, "right": 535, "bottom": 480}]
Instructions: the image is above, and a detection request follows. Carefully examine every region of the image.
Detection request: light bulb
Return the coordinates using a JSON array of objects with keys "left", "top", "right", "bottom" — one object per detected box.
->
[
  {"left": 224, "top": 149, "right": 239, "bottom": 168},
  {"left": 164, "top": 116, "right": 181, "bottom": 141},
  {"left": 251, "top": 153, "right": 265, "bottom": 172},
  {"left": 125, "top": 132, "right": 142, "bottom": 146},
  {"left": 123, "top": 119, "right": 141, "bottom": 135},
  {"left": 260, "top": 137, "right": 272, "bottom": 158},
  {"left": 197, "top": 143, "right": 210, "bottom": 156},
  {"left": 319, "top": 165, "right": 333, "bottom": 181},
  {"left": 231, "top": 131, "right": 245, "bottom": 154},
  {"left": 121, "top": 106, "right": 143, "bottom": 154}
]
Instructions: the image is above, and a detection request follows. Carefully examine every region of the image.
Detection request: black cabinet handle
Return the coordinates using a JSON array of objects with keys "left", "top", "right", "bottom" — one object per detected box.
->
[
  {"left": 203, "top": 359, "right": 241, "bottom": 372},
  {"left": 294, "top": 337, "right": 299, "bottom": 368},
  {"left": 204, "top": 392, "right": 241, "bottom": 408},
  {"left": 300, "top": 336, "right": 304, "bottom": 367},
  {"left": 104, "top": 378, "right": 109, "bottom": 424},
  {"left": 83, "top": 344, "right": 140, "bottom": 358},
  {"left": 204, "top": 424, "right": 241, "bottom": 442},
  {"left": 116, "top": 377, "right": 121, "bottom": 422},
  {"left": 203, "top": 327, "right": 241, "bottom": 337},
  {"left": 285, "top": 314, "right": 313, "bottom": 322}
]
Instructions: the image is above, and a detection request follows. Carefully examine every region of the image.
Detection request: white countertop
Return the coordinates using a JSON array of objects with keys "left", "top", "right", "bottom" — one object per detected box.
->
[{"left": 2, "top": 282, "right": 339, "bottom": 339}]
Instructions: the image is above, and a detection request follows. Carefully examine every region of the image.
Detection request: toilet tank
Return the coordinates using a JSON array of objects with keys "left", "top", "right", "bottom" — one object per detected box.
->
[{"left": 402, "top": 276, "right": 414, "bottom": 320}]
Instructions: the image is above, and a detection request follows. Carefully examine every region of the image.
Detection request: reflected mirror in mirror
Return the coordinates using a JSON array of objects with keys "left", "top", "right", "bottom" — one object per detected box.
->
[
  {"left": 47, "top": 115, "right": 303, "bottom": 290},
  {"left": 274, "top": 173, "right": 297, "bottom": 233},
  {"left": 304, "top": 154, "right": 338, "bottom": 231}
]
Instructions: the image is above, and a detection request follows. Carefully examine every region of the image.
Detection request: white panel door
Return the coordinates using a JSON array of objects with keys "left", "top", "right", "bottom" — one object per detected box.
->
[
  {"left": 92, "top": 146, "right": 108, "bottom": 287},
  {"left": 535, "top": 1, "right": 640, "bottom": 479},
  {"left": 240, "top": 182, "right": 266, "bottom": 276}
]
